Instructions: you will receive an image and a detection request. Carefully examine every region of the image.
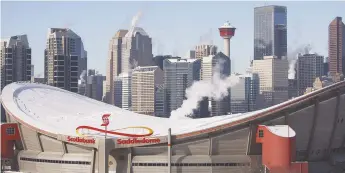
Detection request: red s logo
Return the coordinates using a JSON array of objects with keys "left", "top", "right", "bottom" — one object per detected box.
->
[{"left": 101, "top": 114, "right": 110, "bottom": 126}]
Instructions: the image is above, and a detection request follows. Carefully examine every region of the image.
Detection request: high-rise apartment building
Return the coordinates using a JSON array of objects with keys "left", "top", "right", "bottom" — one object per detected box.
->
[
  {"left": 230, "top": 73, "right": 259, "bottom": 114},
  {"left": 163, "top": 58, "right": 201, "bottom": 117},
  {"left": 131, "top": 66, "right": 163, "bottom": 116},
  {"left": 297, "top": 53, "right": 324, "bottom": 95},
  {"left": 86, "top": 70, "right": 104, "bottom": 101},
  {"left": 201, "top": 52, "right": 231, "bottom": 116},
  {"left": 195, "top": 44, "right": 218, "bottom": 78},
  {"left": 195, "top": 45, "right": 217, "bottom": 59},
  {"left": 114, "top": 73, "right": 131, "bottom": 110},
  {"left": 0, "top": 35, "right": 32, "bottom": 122},
  {"left": 328, "top": 17, "right": 345, "bottom": 76},
  {"left": 253, "top": 56, "right": 289, "bottom": 107},
  {"left": 254, "top": 5, "right": 287, "bottom": 60},
  {"left": 106, "top": 30, "right": 128, "bottom": 104},
  {"left": 44, "top": 28, "right": 87, "bottom": 93}
]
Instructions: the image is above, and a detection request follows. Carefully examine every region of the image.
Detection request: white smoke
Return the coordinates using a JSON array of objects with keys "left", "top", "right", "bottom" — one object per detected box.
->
[
  {"left": 131, "top": 11, "right": 142, "bottom": 28},
  {"left": 79, "top": 70, "right": 87, "bottom": 84},
  {"left": 170, "top": 64, "right": 240, "bottom": 119},
  {"left": 288, "top": 59, "right": 297, "bottom": 79},
  {"left": 287, "top": 44, "right": 313, "bottom": 79},
  {"left": 35, "top": 72, "right": 44, "bottom": 78}
]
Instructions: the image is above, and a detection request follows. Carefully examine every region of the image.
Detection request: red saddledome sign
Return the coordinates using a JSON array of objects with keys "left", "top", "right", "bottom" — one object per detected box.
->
[
  {"left": 75, "top": 114, "right": 161, "bottom": 145},
  {"left": 117, "top": 137, "right": 161, "bottom": 144}
]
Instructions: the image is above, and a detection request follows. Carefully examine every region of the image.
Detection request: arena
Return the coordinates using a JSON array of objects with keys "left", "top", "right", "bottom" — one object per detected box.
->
[{"left": 1, "top": 81, "right": 345, "bottom": 173}]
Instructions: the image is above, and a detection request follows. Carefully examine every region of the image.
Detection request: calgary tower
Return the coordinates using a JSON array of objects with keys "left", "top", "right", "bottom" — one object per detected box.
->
[{"left": 218, "top": 21, "right": 236, "bottom": 58}]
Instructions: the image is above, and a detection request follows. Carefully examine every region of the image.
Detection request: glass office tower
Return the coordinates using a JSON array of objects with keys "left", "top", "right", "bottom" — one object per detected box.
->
[{"left": 254, "top": 6, "right": 287, "bottom": 60}]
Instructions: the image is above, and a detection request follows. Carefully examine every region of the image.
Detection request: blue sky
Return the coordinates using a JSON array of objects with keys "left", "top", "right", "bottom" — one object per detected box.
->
[{"left": 1, "top": 1, "right": 344, "bottom": 76}]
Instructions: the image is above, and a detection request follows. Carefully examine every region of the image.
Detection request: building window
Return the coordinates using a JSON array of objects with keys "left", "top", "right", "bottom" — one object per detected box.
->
[
  {"left": 259, "top": 130, "right": 264, "bottom": 138},
  {"left": 6, "top": 127, "right": 15, "bottom": 135}
]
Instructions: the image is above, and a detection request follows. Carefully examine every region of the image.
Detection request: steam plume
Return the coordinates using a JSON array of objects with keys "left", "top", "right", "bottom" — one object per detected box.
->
[
  {"left": 131, "top": 11, "right": 142, "bottom": 28},
  {"left": 78, "top": 70, "right": 87, "bottom": 85},
  {"left": 80, "top": 70, "right": 87, "bottom": 82},
  {"left": 170, "top": 64, "right": 240, "bottom": 119},
  {"left": 287, "top": 44, "right": 313, "bottom": 79},
  {"left": 199, "top": 28, "right": 213, "bottom": 45}
]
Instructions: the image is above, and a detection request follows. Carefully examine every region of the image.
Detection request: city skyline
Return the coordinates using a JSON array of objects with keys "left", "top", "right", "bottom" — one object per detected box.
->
[{"left": 1, "top": 1, "right": 344, "bottom": 76}]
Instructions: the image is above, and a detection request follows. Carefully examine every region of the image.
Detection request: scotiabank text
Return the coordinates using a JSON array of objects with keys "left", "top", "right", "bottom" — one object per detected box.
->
[{"left": 67, "top": 136, "right": 96, "bottom": 144}]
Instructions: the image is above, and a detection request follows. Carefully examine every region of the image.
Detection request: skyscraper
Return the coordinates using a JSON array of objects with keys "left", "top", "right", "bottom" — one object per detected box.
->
[
  {"left": 195, "top": 44, "right": 217, "bottom": 59},
  {"left": 131, "top": 66, "right": 163, "bottom": 116},
  {"left": 121, "top": 27, "right": 154, "bottom": 73},
  {"left": 114, "top": 73, "right": 131, "bottom": 110},
  {"left": 201, "top": 52, "right": 231, "bottom": 117},
  {"left": 328, "top": 17, "right": 345, "bottom": 76},
  {"left": 195, "top": 44, "right": 217, "bottom": 78},
  {"left": 44, "top": 28, "right": 87, "bottom": 93},
  {"left": 297, "top": 53, "right": 324, "bottom": 95},
  {"left": 163, "top": 58, "right": 201, "bottom": 117},
  {"left": 106, "top": 30, "right": 128, "bottom": 105},
  {"left": 254, "top": 5, "right": 287, "bottom": 60},
  {"left": 230, "top": 73, "right": 259, "bottom": 113},
  {"left": 253, "top": 56, "right": 289, "bottom": 107},
  {"left": 1, "top": 35, "right": 32, "bottom": 122},
  {"left": 86, "top": 70, "right": 104, "bottom": 101}
]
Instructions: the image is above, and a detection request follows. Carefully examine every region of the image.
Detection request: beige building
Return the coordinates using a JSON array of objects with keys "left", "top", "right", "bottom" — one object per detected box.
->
[
  {"left": 195, "top": 44, "right": 217, "bottom": 59},
  {"left": 253, "top": 56, "right": 289, "bottom": 107},
  {"left": 305, "top": 75, "right": 344, "bottom": 94},
  {"left": 106, "top": 30, "right": 128, "bottom": 105},
  {"left": 131, "top": 66, "right": 163, "bottom": 116},
  {"left": 195, "top": 44, "right": 218, "bottom": 77}
]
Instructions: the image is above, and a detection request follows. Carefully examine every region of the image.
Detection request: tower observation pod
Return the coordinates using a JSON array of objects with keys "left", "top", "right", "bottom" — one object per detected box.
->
[{"left": 218, "top": 21, "right": 236, "bottom": 58}]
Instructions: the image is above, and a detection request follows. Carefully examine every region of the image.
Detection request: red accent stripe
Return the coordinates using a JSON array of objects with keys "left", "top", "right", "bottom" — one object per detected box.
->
[{"left": 76, "top": 126, "right": 153, "bottom": 137}]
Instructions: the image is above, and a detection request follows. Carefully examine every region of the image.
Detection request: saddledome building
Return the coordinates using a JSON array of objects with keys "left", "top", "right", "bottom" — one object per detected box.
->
[{"left": 1, "top": 81, "right": 345, "bottom": 173}]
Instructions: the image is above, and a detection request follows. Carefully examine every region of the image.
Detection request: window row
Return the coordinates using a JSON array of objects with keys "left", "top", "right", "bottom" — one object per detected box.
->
[
  {"left": 132, "top": 162, "right": 250, "bottom": 167},
  {"left": 20, "top": 157, "right": 91, "bottom": 165}
]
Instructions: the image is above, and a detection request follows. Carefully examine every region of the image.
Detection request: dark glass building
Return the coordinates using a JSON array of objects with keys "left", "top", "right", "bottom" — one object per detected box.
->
[
  {"left": 163, "top": 58, "right": 201, "bottom": 117},
  {"left": 254, "top": 5, "right": 287, "bottom": 60}
]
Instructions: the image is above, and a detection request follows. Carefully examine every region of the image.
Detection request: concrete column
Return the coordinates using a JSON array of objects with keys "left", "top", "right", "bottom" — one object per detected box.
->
[
  {"left": 97, "top": 139, "right": 116, "bottom": 173},
  {"left": 97, "top": 139, "right": 108, "bottom": 173},
  {"left": 223, "top": 38, "right": 230, "bottom": 58},
  {"left": 168, "top": 128, "right": 171, "bottom": 173}
]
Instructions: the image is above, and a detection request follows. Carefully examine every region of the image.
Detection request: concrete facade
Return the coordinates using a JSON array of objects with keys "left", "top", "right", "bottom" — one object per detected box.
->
[
  {"left": 252, "top": 56, "right": 289, "bottom": 107},
  {"left": 131, "top": 66, "right": 163, "bottom": 116}
]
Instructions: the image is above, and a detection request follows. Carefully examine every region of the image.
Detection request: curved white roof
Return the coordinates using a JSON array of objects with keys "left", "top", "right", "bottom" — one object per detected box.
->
[
  {"left": 267, "top": 125, "right": 296, "bottom": 138},
  {"left": 1, "top": 82, "right": 268, "bottom": 138}
]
